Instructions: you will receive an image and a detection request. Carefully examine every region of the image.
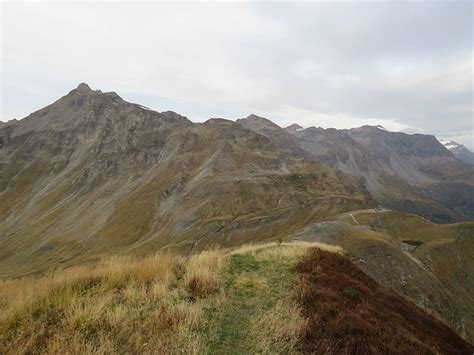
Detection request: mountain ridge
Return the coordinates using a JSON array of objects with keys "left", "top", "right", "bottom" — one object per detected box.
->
[{"left": 239, "top": 115, "right": 473, "bottom": 223}]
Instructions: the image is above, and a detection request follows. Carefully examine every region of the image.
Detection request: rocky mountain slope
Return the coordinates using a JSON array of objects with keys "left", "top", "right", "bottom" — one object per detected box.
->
[
  {"left": 440, "top": 139, "right": 474, "bottom": 165},
  {"left": 236, "top": 115, "right": 304, "bottom": 157},
  {"left": 0, "top": 84, "right": 373, "bottom": 277},
  {"left": 238, "top": 116, "right": 474, "bottom": 223}
]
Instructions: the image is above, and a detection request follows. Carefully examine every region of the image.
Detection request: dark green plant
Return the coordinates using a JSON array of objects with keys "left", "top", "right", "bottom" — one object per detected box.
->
[{"left": 344, "top": 286, "right": 358, "bottom": 299}]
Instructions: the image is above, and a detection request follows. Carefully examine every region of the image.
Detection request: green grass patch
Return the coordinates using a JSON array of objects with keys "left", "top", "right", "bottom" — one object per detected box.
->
[
  {"left": 344, "top": 286, "right": 358, "bottom": 299},
  {"left": 203, "top": 246, "right": 303, "bottom": 353}
]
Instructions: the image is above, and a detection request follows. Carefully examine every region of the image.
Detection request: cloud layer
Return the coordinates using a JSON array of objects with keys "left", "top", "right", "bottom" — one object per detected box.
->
[{"left": 1, "top": 1, "right": 472, "bottom": 148}]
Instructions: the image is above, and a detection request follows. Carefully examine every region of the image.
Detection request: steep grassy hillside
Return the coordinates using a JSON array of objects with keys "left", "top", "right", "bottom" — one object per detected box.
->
[
  {"left": 293, "top": 209, "right": 474, "bottom": 342},
  {"left": 1, "top": 243, "right": 471, "bottom": 354}
]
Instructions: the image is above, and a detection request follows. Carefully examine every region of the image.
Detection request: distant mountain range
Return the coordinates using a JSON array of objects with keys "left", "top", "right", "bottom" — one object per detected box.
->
[
  {"left": 1, "top": 84, "right": 474, "bottom": 342},
  {"left": 238, "top": 114, "right": 474, "bottom": 223}
]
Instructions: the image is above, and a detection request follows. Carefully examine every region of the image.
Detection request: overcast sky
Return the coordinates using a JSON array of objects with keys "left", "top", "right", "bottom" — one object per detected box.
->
[{"left": 1, "top": 1, "right": 473, "bottom": 148}]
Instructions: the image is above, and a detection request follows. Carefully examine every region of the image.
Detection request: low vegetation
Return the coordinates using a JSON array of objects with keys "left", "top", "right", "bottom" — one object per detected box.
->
[
  {"left": 0, "top": 242, "right": 471, "bottom": 354},
  {"left": 0, "top": 242, "right": 331, "bottom": 354},
  {"left": 293, "top": 248, "right": 473, "bottom": 354}
]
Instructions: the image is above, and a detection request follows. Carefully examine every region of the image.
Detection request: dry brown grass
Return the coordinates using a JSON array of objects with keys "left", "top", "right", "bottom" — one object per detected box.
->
[
  {"left": 250, "top": 300, "right": 307, "bottom": 353},
  {"left": 185, "top": 248, "right": 226, "bottom": 298},
  {"left": 0, "top": 241, "right": 344, "bottom": 354},
  {"left": 0, "top": 251, "right": 203, "bottom": 354},
  {"left": 229, "top": 241, "right": 343, "bottom": 258},
  {"left": 0, "top": 252, "right": 177, "bottom": 324}
]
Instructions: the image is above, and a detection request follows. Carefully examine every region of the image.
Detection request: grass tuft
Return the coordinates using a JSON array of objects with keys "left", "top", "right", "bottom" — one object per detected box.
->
[{"left": 185, "top": 249, "right": 225, "bottom": 299}]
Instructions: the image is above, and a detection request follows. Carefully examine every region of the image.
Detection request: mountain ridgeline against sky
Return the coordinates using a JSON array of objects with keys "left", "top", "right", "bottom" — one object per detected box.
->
[
  {"left": 238, "top": 114, "right": 474, "bottom": 223},
  {"left": 1, "top": 84, "right": 474, "bottom": 344}
]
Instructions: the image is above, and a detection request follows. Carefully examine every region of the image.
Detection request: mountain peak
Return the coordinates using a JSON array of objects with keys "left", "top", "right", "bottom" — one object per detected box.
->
[
  {"left": 246, "top": 114, "right": 261, "bottom": 119},
  {"left": 353, "top": 125, "right": 390, "bottom": 133},
  {"left": 66, "top": 83, "right": 126, "bottom": 102},
  {"left": 439, "top": 140, "right": 461, "bottom": 150},
  {"left": 67, "top": 82, "right": 96, "bottom": 96},
  {"left": 75, "top": 82, "right": 92, "bottom": 93},
  {"left": 237, "top": 114, "right": 282, "bottom": 129},
  {"left": 285, "top": 123, "right": 304, "bottom": 134},
  {"left": 439, "top": 139, "right": 474, "bottom": 165},
  {"left": 244, "top": 114, "right": 273, "bottom": 123}
]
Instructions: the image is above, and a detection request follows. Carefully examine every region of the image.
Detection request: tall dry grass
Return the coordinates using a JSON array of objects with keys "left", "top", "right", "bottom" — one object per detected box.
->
[
  {"left": 0, "top": 252, "right": 177, "bottom": 323},
  {"left": 0, "top": 241, "right": 342, "bottom": 354},
  {"left": 229, "top": 241, "right": 343, "bottom": 257},
  {"left": 250, "top": 300, "right": 307, "bottom": 353},
  {"left": 0, "top": 251, "right": 204, "bottom": 354},
  {"left": 185, "top": 248, "right": 226, "bottom": 298}
]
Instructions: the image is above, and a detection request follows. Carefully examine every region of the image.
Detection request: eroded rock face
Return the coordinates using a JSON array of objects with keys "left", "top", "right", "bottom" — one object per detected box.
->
[{"left": 0, "top": 84, "right": 373, "bottom": 277}]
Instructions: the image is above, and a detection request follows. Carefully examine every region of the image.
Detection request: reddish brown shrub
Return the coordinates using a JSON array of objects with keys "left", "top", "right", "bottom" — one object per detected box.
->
[{"left": 292, "top": 248, "right": 473, "bottom": 354}]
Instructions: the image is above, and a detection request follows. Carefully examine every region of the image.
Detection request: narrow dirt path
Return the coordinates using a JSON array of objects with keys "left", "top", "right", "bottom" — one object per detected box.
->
[{"left": 350, "top": 212, "right": 360, "bottom": 225}]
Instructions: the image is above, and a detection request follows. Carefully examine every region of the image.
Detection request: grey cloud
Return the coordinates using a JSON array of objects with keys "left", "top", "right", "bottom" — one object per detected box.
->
[{"left": 1, "top": 1, "right": 472, "bottom": 148}]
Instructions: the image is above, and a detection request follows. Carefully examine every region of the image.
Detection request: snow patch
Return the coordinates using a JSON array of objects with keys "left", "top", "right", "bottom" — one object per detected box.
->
[
  {"left": 438, "top": 139, "right": 460, "bottom": 151},
  {"left": 136, "top": 104, "right": 152, "bottom": 111}
]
